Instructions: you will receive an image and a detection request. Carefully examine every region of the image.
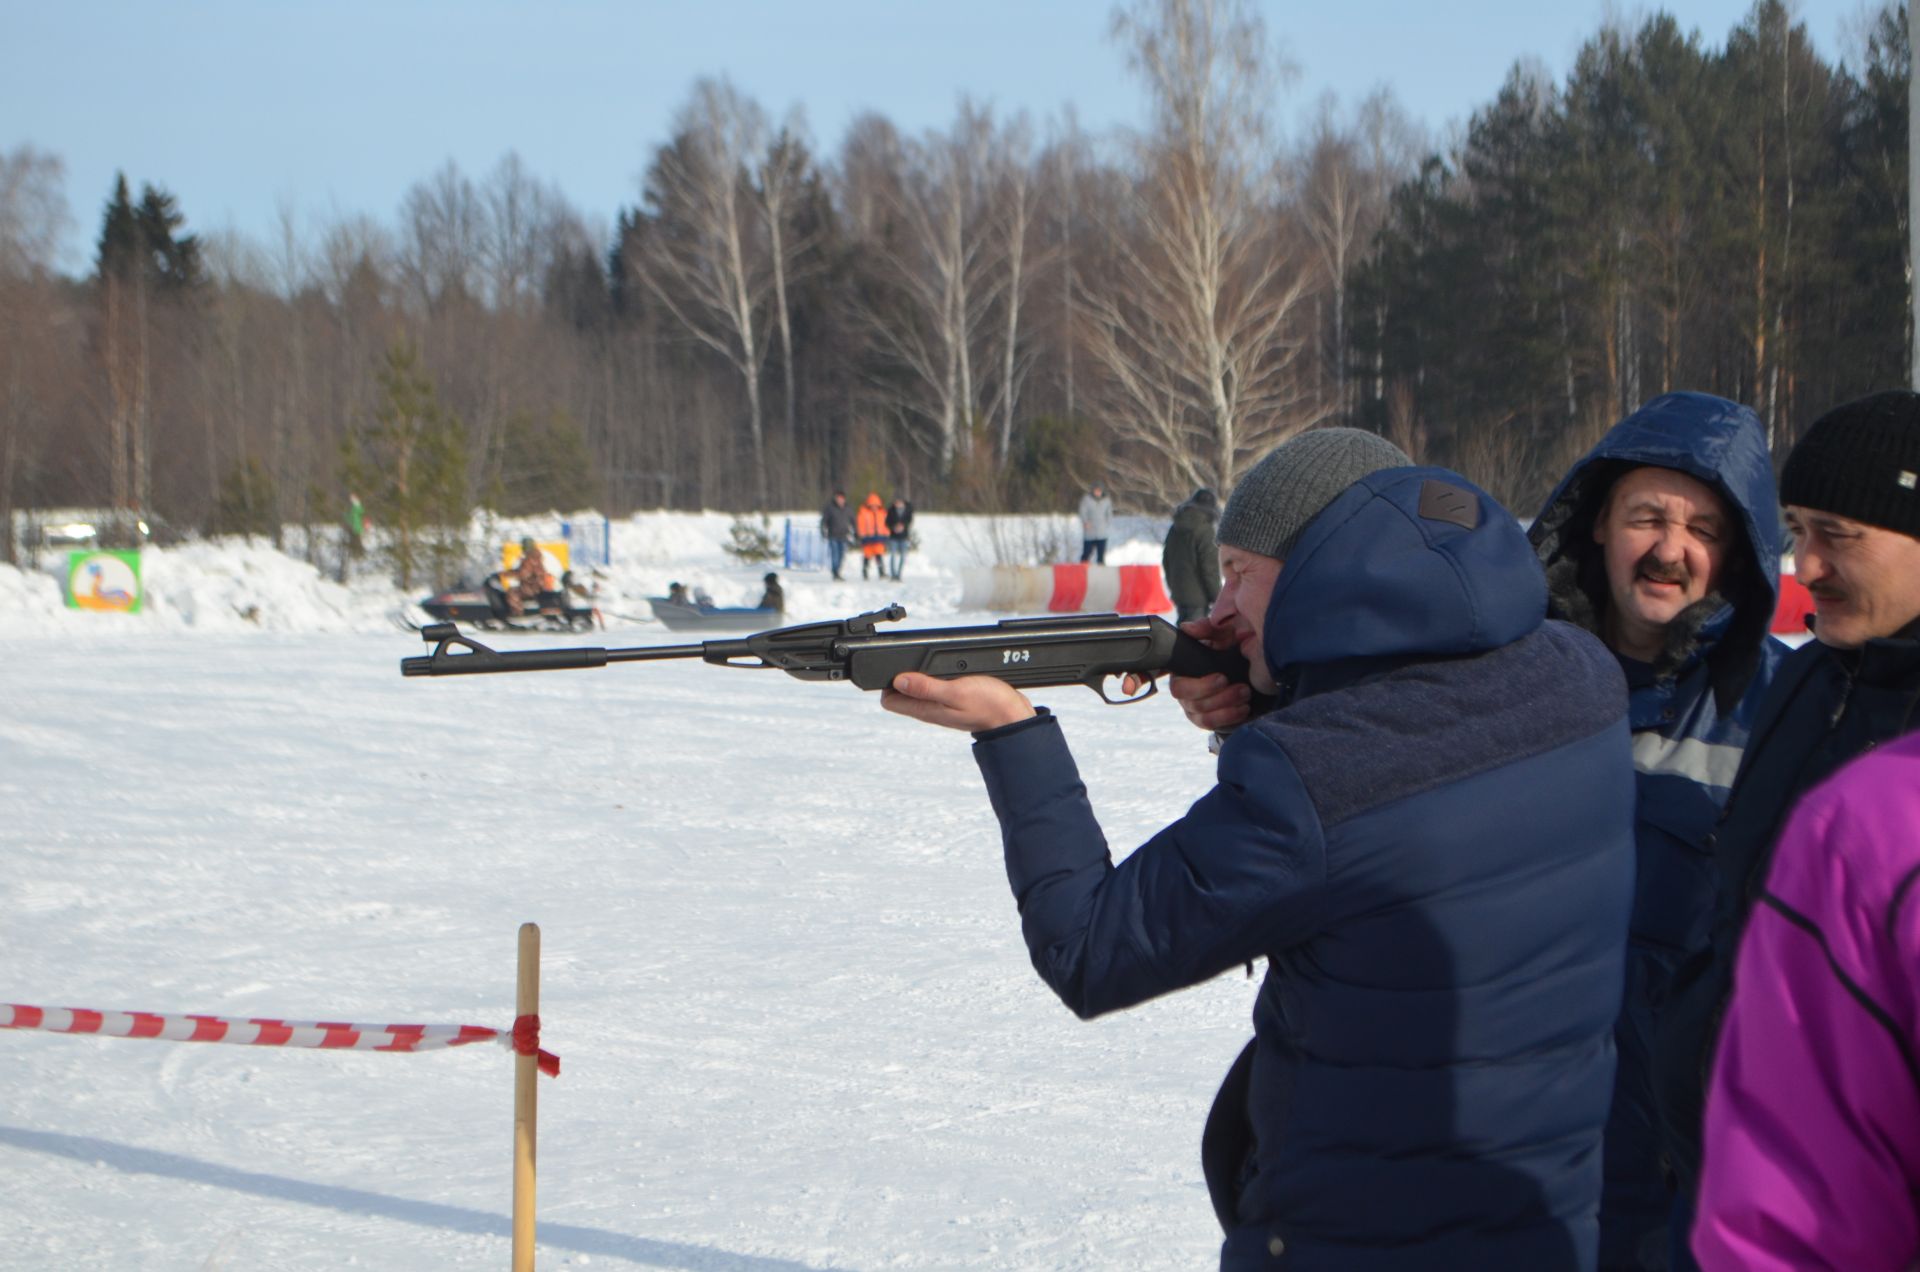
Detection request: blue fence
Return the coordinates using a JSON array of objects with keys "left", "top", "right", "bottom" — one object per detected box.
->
[
  {"left": 784, "top": 519, "right": 828, "bottom": 572},
  {"left": 561, "top": 516, "right": 612, "bottom": 567}
]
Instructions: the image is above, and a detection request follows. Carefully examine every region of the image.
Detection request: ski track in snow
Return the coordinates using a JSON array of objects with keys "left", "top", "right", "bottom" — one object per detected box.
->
[{"left": 2, "top": 514, "right": 1257, "bottom": 1270}]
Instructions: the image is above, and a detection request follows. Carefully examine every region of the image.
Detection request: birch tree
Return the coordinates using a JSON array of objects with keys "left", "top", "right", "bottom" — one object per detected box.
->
[
  {"left": 397, "top": 161, "right": 483, "bottom": 315},
  {"left": 844, "top": 103, "right": 997, "bottom": 472},
  {"left": 985, "top": 115, "right": 1044, "bottom": 466},
  {"left": 758, "top": 118, "right": 818, "bottom": 447},
  {"left": 1086, "top": 0, "right": 1324, "bottom": 503},
  {"left": 637, "top": 77, "right": 774, "bottom": 507},
  {"left": 0, "top": 146, "right": 69, "bottom": 564}
]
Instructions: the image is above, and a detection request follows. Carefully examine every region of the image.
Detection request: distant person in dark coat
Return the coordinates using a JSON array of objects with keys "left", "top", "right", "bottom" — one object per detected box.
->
[
  {"left": 1163, "top": 487, "right": 1221, "bottom": 624},
  {"left": 884, "top": 427, "right": 1634, "bottom": 1270},
  {"left": 820, "top": 490, "right": 856, "bottom": 581},
  {"left": 886, "top": 498, "right": 914, "bottom": 580},
  {"left": 1528, "top": 393, "right": 1786, "bottom": 1271},
  {"left": 757, "top": 572, "right": 785, "bottom": 615}
]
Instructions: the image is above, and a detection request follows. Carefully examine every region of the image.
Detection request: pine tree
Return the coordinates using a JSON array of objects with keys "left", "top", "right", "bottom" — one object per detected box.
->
[
  {"left": 95, "top": 173, "right": 140, "bottom": 281},
  {"left": 132, "top": 185, "right": 202, "bottom": 293},
  {"left": 343, "top": 338, "right": 470, "bottom": 589},
  {"left": 491, "top": 408, "right": 599, "bottom": 515},
  {"left": 208, "top": 457, "right": 277, "bottom": 538}
]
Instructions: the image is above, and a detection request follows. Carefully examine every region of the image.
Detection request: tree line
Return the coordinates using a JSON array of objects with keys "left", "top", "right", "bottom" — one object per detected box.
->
[{"left": 0, "top": 0, "right": 1908, "bottom": 572}]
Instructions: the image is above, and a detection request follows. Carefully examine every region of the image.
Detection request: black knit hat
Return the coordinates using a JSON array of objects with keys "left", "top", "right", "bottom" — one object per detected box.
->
[{"left": 1780, "top": 390, "right": 1920, "bottom": 536}]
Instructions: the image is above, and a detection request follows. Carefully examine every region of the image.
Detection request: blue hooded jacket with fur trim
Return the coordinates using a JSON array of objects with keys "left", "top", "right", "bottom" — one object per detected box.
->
[{"left": 1528, "top": 391, "right": 1785, "bottom": 1265}]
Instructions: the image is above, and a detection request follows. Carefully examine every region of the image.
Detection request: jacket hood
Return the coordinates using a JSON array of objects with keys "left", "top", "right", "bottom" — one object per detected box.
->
[
  {"left": 1264, "top": 466, "right": 1545, "bottom": 674},
  {"left": 1171, "top": 498, "right": 1217, "bottom": 528},
  {"left": 1529, "top": 392, "right": 1781, "bottom": 705}
]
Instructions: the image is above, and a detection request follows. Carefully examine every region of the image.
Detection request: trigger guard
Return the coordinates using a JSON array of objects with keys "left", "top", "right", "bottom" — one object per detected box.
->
[{"left": 1096, "top": 674, "right": 1159, "bottom": 705}]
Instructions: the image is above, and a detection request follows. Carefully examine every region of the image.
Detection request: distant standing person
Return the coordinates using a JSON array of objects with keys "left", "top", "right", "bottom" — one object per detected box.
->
[
  {"left": 886, "top": 497, "right": 914, "bottom": 580},
  {"left": 1162, "top": 488, "right": 1221, "bottom": 624},
  {"left": 820, "top": 489, "right": 855, "bottom": 581},
  {"left": 1078, "top": 483, "right": 1113, "bottom": 564},
  {"left": 345, "top": 492, "right": 366, "bottom": 557},
  {"left": 757, "top": 572, "right": 786, "bottom": 615},
  {"left": 857, "top": 491, "right": 889, "bottom": 581}
]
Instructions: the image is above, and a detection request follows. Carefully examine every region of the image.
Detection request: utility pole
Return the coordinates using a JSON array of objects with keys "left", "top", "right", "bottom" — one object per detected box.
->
[{"left": 1911, "top": 0, "right": 1919, "bottom": 386}]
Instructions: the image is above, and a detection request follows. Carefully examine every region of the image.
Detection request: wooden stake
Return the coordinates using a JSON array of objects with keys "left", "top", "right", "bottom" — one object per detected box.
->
[{"left": 512, "top": 922, "right": 540, "bottom": 1272}]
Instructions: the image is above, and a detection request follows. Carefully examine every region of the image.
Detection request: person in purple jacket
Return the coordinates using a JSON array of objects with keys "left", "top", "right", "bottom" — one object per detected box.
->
[{"left": 1693, "top": 731, "right": 1920, "bottom": 1269}]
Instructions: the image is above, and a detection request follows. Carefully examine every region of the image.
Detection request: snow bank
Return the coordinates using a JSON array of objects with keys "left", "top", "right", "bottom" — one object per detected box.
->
[{"left": 0, "top": 510, "right": 1180, "bottom": 636}]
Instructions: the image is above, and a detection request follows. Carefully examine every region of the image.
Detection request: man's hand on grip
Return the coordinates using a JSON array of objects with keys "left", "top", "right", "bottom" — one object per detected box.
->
[{"left": 1169, "top": 617, "right": 1256, "bottom": 733}]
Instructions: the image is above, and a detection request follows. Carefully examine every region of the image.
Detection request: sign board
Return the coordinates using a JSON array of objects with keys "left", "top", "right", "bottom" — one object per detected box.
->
[{"left": 66, "top": 549, "right": 143, "bottom": 613}]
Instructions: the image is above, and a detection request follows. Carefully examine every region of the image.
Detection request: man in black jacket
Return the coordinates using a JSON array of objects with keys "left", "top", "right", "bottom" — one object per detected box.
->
[{"left": 1654, "top": 389, "right": 1920, "bottom": 1268}]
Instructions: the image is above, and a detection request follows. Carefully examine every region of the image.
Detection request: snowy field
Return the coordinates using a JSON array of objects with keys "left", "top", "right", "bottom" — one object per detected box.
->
[{"left": 1, "top": 512, "right": 1257, "bottom": 1270}]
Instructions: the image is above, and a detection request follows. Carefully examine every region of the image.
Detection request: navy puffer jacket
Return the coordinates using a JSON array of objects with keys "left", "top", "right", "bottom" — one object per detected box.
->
[
  {"left": 1528, "top": 393, "right": 1785, "bottom": 1264},
  {"left": 973, "top": 467, "right": 1634, "bottom": 1270}
]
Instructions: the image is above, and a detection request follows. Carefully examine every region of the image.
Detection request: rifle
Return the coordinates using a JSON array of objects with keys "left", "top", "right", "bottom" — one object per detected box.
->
[{"left": 400, "top": 605, "right": 1249, "bottom": 704}]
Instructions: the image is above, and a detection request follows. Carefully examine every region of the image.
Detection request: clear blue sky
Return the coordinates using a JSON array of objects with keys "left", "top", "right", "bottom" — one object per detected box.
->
[{"left": 3, "top": 1, "right": 1876, "bottom": 274}]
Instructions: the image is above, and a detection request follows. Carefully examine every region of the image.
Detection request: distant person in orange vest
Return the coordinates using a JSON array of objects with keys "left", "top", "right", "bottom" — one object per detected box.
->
[{"left": 857, "top": 492, "right": 889, "bottom": 581}]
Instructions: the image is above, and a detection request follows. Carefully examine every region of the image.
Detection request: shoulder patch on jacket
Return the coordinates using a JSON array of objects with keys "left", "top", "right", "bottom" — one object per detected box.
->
[{"left": 1417, "top": 478, "right": 1480, "bottom": 530}]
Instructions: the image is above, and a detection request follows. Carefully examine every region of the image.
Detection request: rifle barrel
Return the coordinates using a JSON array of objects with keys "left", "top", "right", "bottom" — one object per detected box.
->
[{"left": 606, "top": 643, "right": 707, "bottom": 662}]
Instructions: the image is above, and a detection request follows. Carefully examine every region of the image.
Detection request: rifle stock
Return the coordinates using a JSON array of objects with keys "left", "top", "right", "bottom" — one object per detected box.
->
[{"left": 401, "top": 606, "right": 1250, "bottom": 704}]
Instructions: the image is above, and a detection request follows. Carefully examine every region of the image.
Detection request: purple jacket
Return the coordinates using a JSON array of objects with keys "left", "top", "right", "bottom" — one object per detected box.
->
[{"left": 1694, "top": 731, "right": 1920, "bottom": 1270}]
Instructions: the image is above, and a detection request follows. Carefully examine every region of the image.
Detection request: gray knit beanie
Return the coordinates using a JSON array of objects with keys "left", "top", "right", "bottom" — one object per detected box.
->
[{"left": 1218, "top": 428, "right": 1412, "bottom": 560}]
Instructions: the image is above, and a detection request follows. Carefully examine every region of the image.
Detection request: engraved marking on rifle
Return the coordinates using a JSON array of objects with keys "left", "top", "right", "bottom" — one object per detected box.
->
[{"left": 1002, "top": 649, "right": 1031, "bottom": 664}]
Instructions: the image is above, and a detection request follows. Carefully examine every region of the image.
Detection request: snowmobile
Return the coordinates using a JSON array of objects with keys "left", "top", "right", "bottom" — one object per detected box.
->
[{"left": 414, "top": 572, "right": 599, "bottom": 633}]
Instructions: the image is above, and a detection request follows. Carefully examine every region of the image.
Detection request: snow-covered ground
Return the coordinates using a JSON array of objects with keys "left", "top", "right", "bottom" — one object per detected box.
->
[{"left": 2, "top": 511, "right": 1257, "bottom": 1271}]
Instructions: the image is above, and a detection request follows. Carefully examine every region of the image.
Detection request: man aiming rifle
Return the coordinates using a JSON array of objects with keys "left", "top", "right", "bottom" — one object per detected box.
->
[{"left": 882, "top": 430, "right": 1636, "bottom": 1271}]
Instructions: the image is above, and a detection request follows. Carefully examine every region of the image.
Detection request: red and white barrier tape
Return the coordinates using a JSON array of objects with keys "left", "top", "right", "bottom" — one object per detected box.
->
[{"left": 1, "top": 1003, "right": 559, "bottom": 1077}]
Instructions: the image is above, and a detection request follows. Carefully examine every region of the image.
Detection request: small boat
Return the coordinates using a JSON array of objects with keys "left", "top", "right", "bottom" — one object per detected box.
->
[{"left": 646, "top": 597, "right": 779, "bottom": 632}]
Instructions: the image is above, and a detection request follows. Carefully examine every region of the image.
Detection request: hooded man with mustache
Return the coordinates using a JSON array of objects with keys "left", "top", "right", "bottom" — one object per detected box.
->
[{"left": 1527, "top": 392, "right": 1787, "bottom": 1271}]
